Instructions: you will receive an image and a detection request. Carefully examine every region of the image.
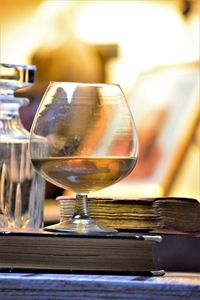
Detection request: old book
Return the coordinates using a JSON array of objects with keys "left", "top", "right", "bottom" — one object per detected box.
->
[
  {"left": 58, "top": 196, "right": 200, "bottom": 232},
  {"left": 0, "top": 230, "right": 163, "bottom": 275}
]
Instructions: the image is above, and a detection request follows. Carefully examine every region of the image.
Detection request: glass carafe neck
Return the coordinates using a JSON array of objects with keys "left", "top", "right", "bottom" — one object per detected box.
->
[
  {"left": 0, "top": 63, "right": 36, "bottom": 139},
  {"left": 0, "top": 94, "right": 29, "bottom": 120},
  {"left": 0, "top": 94, "right": 29, "bottom": 140},
  {"left": 0, "top": 62, "right": 35, "bottom": 120}
]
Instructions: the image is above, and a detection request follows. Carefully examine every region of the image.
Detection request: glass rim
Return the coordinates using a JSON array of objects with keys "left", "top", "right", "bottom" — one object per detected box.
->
[{"left": 49, "top": 81, "right": 121, "bottom": 88}]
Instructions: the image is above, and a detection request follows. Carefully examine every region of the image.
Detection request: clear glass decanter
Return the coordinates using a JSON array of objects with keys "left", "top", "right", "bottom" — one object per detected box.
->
[{"left": 0, "top": 63, "right": 45, "bottom": 228}]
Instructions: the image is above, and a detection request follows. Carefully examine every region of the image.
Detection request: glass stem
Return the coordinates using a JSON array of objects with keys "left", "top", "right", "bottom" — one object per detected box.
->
[{"left": 72, "top": 194, "right": 90, "bottom": 221}]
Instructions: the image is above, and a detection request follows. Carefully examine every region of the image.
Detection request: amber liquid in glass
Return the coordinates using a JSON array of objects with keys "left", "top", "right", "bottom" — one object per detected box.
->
[{"left": 32, "top": 157, "right": 136, "bottom": 193}]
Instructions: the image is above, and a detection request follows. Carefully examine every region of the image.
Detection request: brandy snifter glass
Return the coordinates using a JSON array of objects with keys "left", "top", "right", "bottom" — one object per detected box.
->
[{"left": 30, "top": 82, "right": 138, "bottom": 234}]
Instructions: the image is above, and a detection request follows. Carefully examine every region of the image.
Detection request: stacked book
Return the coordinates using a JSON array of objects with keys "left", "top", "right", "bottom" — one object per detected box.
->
[
  {"left": 0, "top": 230, "right": 163, "bottom": 275},
  {"left": 59, "top": 196, "right": 200, "bottom": 233},
  {"left": 0, "top": 197, "right": 199, "bottom": 275}
]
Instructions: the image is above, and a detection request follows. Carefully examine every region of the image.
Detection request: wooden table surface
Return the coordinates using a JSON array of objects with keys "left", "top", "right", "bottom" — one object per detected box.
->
[{"left": 0, "top": 272, "right": 200, "bottom": 299}]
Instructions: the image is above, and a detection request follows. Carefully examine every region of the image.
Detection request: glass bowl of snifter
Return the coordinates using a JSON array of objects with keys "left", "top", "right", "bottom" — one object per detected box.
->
[{"left": 29, "top": 81, "right": 138, "bottom": 234}]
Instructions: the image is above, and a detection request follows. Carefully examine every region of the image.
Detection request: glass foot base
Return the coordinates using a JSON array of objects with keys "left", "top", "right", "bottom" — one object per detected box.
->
[{"left": 44, "top": 218, "right": 117, "bottom": 235}]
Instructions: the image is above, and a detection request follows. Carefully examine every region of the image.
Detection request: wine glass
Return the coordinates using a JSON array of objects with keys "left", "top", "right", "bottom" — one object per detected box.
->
[{"left": 30, "top": 82, "right": 138, "bottom": 234}]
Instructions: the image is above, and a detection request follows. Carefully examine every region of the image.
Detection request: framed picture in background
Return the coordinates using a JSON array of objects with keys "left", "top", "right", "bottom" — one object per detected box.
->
[{"left": 93, "top": 61, "right": 200, "bottom": 198}]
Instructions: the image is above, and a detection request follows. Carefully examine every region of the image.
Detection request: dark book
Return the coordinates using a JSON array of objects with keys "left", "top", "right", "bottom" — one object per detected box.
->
[
  {"left": 154, "top": 232, "right": 200, "bottom": 272},
  {"left": 0, "top": 230, "right": 163, "bottom": 275},
  {"left": 59, "top": 196, "right": 200, "bottom": 232}
]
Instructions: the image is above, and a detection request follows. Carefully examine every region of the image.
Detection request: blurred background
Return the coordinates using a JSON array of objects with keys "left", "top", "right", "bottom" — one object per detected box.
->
[{"left": 1, "top": 0, "right": 199, "bottom": 222}]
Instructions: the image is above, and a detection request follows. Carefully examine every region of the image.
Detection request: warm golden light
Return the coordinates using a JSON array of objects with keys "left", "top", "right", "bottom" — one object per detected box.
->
[
  {"left": 1, "top": 0, "right": 199, "bottom": 199},
  {"left": 1, "top": 0, "right": 199, "bottom": 89},
  {"left": 74, "top": 0, "right": 199, "bottom": 89}
]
